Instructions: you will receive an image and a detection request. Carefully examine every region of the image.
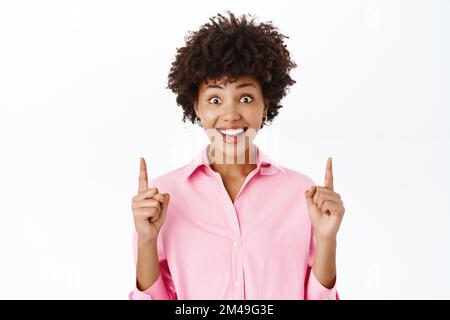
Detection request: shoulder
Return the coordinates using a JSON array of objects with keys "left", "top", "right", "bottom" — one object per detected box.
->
[
  {"left": 147, "top": 164, "right": 191, "bottom": 190},
  {"left": 258, "top": 145, "right": 316, "bottom": 188},
  {"left": 276, "top": 164, "right": 317, "bottom": 189}
]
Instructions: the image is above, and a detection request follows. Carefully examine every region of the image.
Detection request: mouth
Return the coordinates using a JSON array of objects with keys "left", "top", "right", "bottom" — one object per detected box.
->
[{"left": 215, "top": 127, "right": 248, "bottom": 144}]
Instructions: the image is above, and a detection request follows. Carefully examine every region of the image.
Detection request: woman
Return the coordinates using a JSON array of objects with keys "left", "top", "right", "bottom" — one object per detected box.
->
[{"left": 129, "top": 11, "right": 345, "bottom": 300}]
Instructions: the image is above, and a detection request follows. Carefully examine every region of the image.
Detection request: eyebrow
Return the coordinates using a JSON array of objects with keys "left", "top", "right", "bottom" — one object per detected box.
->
[{"left": 205, "top": 82, "right": 257, "bottom": 90}]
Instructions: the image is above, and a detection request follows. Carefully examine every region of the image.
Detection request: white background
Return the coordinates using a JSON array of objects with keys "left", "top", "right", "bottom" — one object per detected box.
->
[{"left": 0, "top": 0, "right": 449, "bottom": 299}]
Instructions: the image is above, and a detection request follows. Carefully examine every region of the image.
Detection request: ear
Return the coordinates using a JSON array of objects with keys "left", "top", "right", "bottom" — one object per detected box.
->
[
  {"left": 264, "top": 101, "right": 269, "bottom": 116},
  {"left": 194, "top": 100, "right": 199, "bottom": 118}
]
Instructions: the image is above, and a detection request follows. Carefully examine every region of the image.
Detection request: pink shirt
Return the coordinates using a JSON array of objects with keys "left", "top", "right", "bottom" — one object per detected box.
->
[{"left": 129, "top": 144, "right": 339, "bottom": 300}]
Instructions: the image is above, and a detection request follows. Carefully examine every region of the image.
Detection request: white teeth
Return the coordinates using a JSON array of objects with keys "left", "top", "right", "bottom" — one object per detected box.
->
[{"left": 217, "top": 128, "right": 245, "bottom": 136}]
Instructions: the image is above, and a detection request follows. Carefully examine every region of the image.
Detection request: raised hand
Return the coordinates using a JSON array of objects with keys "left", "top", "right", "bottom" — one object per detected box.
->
[
  {"left": 305, "top": 157, "right": 345, "bottom": 242},
  {"left": 131, "top": 157, "right": 170, "bottom": 242}
]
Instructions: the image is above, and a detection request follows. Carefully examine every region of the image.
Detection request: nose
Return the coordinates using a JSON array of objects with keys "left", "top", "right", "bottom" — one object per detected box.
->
[{"left": 221, "top": 101, "right": 241, "bottom": 122}]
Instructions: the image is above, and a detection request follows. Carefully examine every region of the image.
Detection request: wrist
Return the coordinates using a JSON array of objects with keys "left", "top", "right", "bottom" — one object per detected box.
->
[
  {"left": 138, "top": 237, "right": 157, "bottom": 247},
  {"left": 316, "top": 236, "right": 337, "bottom": 247}
]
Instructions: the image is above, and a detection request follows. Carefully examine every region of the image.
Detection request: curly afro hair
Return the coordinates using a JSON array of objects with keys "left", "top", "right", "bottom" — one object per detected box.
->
[{"left": 167, "top": 11, "right": 297, "bottom": 128}]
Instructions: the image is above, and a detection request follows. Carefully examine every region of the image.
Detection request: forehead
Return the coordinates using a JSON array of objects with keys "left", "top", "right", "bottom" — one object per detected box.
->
[{"left": 200, "top": 75, "right": 260, "bottom": 88}]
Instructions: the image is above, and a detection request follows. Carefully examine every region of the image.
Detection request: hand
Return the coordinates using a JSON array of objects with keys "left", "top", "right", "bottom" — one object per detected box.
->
[
  {"left": 305, "top": 157, "right": 345, "bottom": 242},
  {"left": 131, "top": 157, "right": 170, "bottom": 242}
]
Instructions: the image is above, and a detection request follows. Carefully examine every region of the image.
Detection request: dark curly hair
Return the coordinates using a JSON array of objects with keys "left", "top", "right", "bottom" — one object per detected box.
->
[{"left": 167, "top": 11, "right": 297, "bottom": 128}]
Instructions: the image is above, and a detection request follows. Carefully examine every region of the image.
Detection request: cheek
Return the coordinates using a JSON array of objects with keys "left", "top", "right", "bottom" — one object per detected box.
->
[
  {"left": 243, "top": 108, "right": 264, "bottom": 123},
  {"left": 200, "top": 109, "right": 219, "bottom": 127}
]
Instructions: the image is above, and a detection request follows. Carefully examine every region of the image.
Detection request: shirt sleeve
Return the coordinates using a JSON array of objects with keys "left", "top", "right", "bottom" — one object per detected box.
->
[
  {"left": 128, "top": 229, "right": 177, "bottom": 300},
  {"left": 304, "top": 225, "right": 340, "bottom": 300}
]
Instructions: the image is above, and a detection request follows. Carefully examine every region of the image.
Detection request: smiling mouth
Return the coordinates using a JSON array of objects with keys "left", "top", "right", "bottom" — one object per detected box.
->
[{"left": 215, "top": 127, "right": 248, "bottom": 144}]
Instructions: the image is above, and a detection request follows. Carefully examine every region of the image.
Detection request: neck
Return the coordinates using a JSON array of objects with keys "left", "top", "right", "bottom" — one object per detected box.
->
[{"left": 208, "top": 143, "right": 258, "bottom": 177}]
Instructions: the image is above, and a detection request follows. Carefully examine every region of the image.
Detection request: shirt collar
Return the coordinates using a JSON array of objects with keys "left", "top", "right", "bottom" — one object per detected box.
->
[{"left": 183, "top": 144, "right": 286, "bottom": 180}]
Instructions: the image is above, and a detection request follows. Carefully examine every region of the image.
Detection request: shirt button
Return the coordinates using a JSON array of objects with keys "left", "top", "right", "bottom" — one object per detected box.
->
[
  {"left": 233, "top": 241, "right": 239, "bottom": 247},
  {"left": 234, "top": 281, "right": 240, "bottom": 286}
]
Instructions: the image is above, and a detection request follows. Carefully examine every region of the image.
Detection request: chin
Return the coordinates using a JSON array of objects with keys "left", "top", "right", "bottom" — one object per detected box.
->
[{"left": 209, "top": 135, "right": 256, "bottom": 164}]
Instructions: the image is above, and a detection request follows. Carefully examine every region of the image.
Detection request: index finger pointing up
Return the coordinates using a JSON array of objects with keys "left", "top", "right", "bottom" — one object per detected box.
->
[
  {"left": 139, "top": 157, "right": 148, "bottom": 193},
  {"left": 324, "top": 157, "right": 334, "bottom": 190}
]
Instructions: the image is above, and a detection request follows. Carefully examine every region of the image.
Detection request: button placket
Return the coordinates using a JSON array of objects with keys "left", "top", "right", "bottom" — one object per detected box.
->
[{"left": 211, "top": 168, "right": 251, "bottom": 299}]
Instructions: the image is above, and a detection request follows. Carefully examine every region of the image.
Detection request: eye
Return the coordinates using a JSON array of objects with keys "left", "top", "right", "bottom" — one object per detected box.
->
[
  {"left": 240, "top": 95, "right": 253, "bottom": 103},
  {"left": 208, "top": 96, "right": 221, "bottom": 105}
]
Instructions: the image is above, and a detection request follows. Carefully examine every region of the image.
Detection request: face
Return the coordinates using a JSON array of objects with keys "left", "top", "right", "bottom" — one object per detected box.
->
[{"left": 194, "top": 75, "right": 268, "bottom": 162}]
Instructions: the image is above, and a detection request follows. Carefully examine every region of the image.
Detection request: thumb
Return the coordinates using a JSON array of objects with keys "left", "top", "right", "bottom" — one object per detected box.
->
[
  {"left": 161, "top": 193, "right": 170, "bottom": 212},
  {"left": 304, "top": 186, "right": 316, "bottom": 208},
  {"left": 155, "top": 193, "right": 170, "bottom": 225}
]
